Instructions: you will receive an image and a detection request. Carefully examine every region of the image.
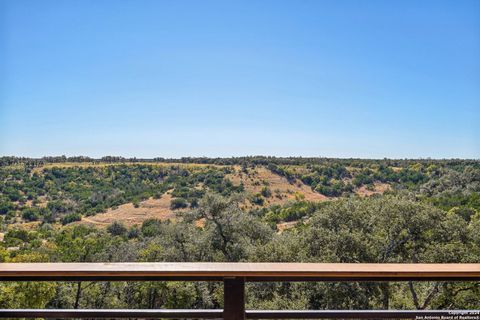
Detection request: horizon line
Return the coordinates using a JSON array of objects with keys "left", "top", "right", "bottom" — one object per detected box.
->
[{"left": 1, "top": 155, "right": 479, "bottom": 161}]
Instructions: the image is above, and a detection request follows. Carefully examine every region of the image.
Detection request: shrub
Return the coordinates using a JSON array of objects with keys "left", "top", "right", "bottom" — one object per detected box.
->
[
  {"left": 61, "top": 213, "right": 81, "bottom": 225},
  {"left": 22, "top": 207, "right": 41, "bottom": 222},
  {"left": 0, "top": 202, "right": 14, "bottom": 215},
  {"left": 261, "top": 187, "right": 272, "bottom": 198},
  {"left": 170, "top": 198, "right": 188, "bottom": 210},
  {"left": 251, "top": 194, "right": 264, "bottom": 206},
  {"left": 141, "top": 219, "right": 162, "bottom": 237},
  {"left": 128, "top": 226, "right": 140, "bottom": 239},
  {"left": 107, "top": 221, "right": 127, "bottom": 236}
]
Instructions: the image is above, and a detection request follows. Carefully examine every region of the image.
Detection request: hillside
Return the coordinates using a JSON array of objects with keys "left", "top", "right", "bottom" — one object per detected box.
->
[
  {"left": 78, "top": 164, "right": 329, "bottom": 228},
  {"left": 1, "top": 157, "right": 479, "bottom": 230},
  {"left": 1, "top": 156, "right": 479, "bottom": 310}
]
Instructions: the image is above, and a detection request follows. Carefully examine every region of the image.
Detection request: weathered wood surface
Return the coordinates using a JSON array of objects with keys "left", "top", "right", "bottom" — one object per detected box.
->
[{"left": 1, "top": 263, "right": 479, "bottom": 281}]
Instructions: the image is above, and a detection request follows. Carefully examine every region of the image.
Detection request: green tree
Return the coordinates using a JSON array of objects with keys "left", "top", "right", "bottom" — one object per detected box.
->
[{"left": 107, "top": 221, "right": 127, "bottom": 236}]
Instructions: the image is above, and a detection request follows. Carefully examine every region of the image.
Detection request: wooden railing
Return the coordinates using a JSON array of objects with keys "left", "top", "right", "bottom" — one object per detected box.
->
[{"left": 0, "top": 263, "right": 479, "bottom": 319}]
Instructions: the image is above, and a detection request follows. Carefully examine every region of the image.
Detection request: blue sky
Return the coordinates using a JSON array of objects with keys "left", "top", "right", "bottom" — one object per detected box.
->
[{"left": 1, "top": 0, "right": 479, "bottom": 158}]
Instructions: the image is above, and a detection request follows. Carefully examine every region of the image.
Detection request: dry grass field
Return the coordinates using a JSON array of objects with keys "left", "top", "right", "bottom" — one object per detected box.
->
[
  {"left": 78, "top": 192, "right": 180, "bottom": 227},
  {"left": 226, "top": 165, "right": 328, "bottom": 206},
  {"left": 356, "top": 183, "right": 391, "bottom": 197}
]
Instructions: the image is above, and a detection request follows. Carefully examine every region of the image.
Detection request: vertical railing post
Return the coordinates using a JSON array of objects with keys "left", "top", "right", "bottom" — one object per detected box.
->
[{"left": 223, "top": 277, "right": 245, "bottom": 320}]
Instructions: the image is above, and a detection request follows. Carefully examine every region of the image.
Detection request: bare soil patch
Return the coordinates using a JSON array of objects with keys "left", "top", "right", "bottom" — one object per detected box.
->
[{"left": 79, "top": 192, "right": 179, "bottom": 227}]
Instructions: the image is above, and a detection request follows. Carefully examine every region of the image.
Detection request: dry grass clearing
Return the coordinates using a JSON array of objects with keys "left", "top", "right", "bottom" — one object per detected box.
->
[
  {"left": 78, "top": 192, "right": 180, "bottom": 227},
  {"left": 356, "top": 182, "right": 391, "bottom": 197},
  {"left": 276, "top": 220, "right": 299, "bottom": 232},
  {"left": 227, "top": 166, "right": 327, "bottom": 206}
]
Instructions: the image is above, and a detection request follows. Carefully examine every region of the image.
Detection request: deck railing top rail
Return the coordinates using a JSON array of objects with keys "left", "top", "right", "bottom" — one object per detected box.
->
[
  {"left": 1, "top": 263, "right": 479, "bottom": 319},
  {"left": 1, "top": 262, "right": 480, "bottom": 281}
]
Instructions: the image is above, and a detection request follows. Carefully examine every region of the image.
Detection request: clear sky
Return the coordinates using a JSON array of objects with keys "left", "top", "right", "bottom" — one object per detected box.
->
[{"left": 1, "top": 0, "right": 479, "bottom": 159}]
